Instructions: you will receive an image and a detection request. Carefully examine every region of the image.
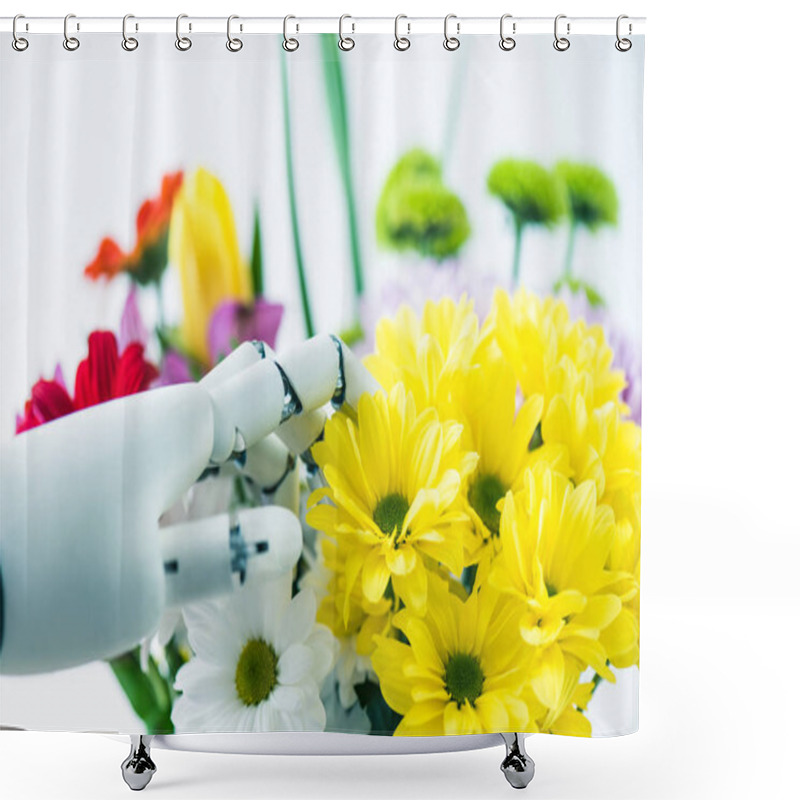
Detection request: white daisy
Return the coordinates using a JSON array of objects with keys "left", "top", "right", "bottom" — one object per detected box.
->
[{"left": 172, "top": 574, "right": 335, "bottom": 732}]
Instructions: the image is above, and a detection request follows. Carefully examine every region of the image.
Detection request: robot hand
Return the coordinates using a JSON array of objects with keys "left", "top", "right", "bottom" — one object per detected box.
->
[{"left": 0, "top": 335, "right": 378, "bottom": 675}]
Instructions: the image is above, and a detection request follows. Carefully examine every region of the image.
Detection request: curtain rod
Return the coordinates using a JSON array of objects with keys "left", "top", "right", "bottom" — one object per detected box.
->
[{"left": 1, "top": 16, "right": 646, "bottom": 36}]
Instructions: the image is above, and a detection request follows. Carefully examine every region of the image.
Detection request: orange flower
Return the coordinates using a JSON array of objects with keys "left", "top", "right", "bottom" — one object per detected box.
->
[{"left": 85, "top": 171, "right": 183, "bottom": 284}]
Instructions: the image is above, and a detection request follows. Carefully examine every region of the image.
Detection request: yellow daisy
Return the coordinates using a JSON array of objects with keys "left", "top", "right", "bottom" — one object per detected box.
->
[
  {"left": 526, "top": 667, "right": 594, "bottom": 737},
  {"left": 453, "top": 355, "right": 566, "bottom": 562},
  {"left": 372, "top": 577, "right": 535, "bottom": 735},
  {"left": 490, "top": 465, "right": 635, "bottom": 710},
  {"left": 543, "top": 379, "right": 641, "bottom": 514},
  {"left": 363, "top": 296, "right": 480, "bottom": 416},
  {"left": 307, "top": 385, "right": 478, "bottom": 619},
  {"left": 485, "top": 288, "right": 627, "bottom": 414},
  {"left": 541, "top": 380, "right": 641, "bottom": 668}
]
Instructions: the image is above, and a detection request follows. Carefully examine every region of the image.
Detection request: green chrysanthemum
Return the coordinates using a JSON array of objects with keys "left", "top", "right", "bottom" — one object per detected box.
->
[
  {"left": 376, "top": 149, "right": 470, "bottom": 261},
  {"left": 487, "top": 158, "right": 567, "bottom": 228},
  {"left": 555, "top": 161, "right": 618, "bottom": 230}
]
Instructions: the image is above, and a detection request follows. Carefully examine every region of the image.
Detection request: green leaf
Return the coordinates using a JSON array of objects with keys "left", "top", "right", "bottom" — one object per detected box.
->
[
  {"left": 281, "top": 50, "right": 314, "bottom": 338},
  {"left": 339, "top": 321, "right": 365, "bottom": 347},
  {"left": 130, "top": 231, "right": 170, "bottom": 287},
  {"left": 250, "top": 206, "right": 264, "bottom": 297},
  {"left": 354, "top": 679, "right": 402, "bottom": 735},
  {"left": 553, "top": 276, "right": 606, "bottom": 309},
  {"left": 109, "top": 649, "right": 174, "bottom": 734}
]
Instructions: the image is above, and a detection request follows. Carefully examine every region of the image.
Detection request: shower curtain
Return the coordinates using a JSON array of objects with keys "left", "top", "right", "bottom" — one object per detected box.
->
[{"left": 0, "top": 25, "right": 643, "bottom": 740}]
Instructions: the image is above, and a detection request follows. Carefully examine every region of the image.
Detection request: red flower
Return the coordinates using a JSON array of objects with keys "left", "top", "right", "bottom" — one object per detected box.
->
[
  {"left": 85, "top": 171, "right": 183, "bottom": 284},
  {"left": 16, "top": 332, "right": 158, "bottom": 434}
]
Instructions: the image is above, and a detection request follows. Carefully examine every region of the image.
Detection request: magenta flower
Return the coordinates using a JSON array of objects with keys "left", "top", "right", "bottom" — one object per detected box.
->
[{"left": 207, "top": 297, "right": 284, "bottom": 366}]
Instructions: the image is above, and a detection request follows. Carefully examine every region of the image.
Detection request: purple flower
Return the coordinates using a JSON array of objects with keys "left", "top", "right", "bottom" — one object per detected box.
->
[
  {"left": 119, "top": 286, "right": 149, "bottom": 349},
  {"left": 207, "top": 297, "right": 284, "bottom": 365},
  {"left": 155, "top": 349, "right": 195, "bottom": 386},
  {"left": 357, "top": 262, "right": 507, "bottom": 356}
]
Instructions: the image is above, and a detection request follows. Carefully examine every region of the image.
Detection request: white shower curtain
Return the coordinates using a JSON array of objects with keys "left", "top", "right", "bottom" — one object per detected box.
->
[{"left": 0, "top": 26, "right": 643, "bottom": 739}]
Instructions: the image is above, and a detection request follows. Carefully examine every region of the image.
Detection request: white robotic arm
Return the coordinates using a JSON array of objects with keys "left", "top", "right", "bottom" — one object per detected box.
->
[{"left": 0, "top": 335, "right": 378, "bottom": 675}]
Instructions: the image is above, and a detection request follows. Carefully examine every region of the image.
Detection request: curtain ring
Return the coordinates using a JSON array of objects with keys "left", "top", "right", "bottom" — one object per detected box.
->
[
  {"left": 283, "top": 15, "right": 299, "bottom": 52},
  {"left": 499, "top": 14, "right": 516, "bottom": 51},
  {"left": 122, "top": 14, "right": 138, "bottom": 51},
  {"left": 443, "top": 14, "right": 460, "bottom": 51},
  {"left": 12, "top": 15, "right": 29, "bottom": 52},
  {"left": 176, "top": 14, "right": 192, "bottom": 50},
  {"left": 553, "top": 14, "right": 570, "bottom": 51},
  {"left": 227, "top": 15, "right": 243, "bottom": 52},
  {"left": 615, "top": 15, "right": 632, "bottom": 51},
  {"left": 394, "top": 14, "right": 410, "bottom": 51},
  {"left": 63, "top": 13, "right": 80, "bottom": 51},
  {"left": 338, "top": 14, "right": 355, "bottom": 51}
]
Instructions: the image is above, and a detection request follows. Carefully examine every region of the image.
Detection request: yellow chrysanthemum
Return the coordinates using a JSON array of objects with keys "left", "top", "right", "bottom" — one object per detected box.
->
[
  {"left": 543, "top": 375, "right": 641, "bottom": 516},
  {"left": 307, "top": 385, "right": 478, "bottom": 619},
  {"left": 490, "top": 465, "right": 635, "bottom": 710},
  {"left": 169, "top": 167, "right": 252, "bottom": 363},
  {"left": 313, "top": 534, "right": 393, "bottom": 654},
  {"left": 363, "top": 296, "right": 480, "bottom": 416},
  {"left": 526, "top": 667, "right": 594, "bottom": 737},
  {"left": 372, "top": 577, "right": 536, "bottom": 735},
  {"left": 541, "top": 376, "right": 641, "bottom": 668},
  {"left": 485, "top": 288, "right": 627, "bottom": 414},
  {"left": 453, "top": 356, "right": 566, "bottom": 561}
]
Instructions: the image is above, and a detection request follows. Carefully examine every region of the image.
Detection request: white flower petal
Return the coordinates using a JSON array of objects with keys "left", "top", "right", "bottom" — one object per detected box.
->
[
  {"left": 278, "top": 643, "right": 314, "bottom": 685},
  {"left": 276, "top": 589, "right": 317, "bottom": 652}
]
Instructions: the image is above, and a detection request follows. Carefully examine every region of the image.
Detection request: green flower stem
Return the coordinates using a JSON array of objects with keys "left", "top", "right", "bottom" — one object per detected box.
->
[
  {"left": 155, "top": 281, "right": 166, "bottom": 331},
  {"left": 163, "top": 637, "right": 187, "bottom": 693},
  {"left": 280, "top": 51, "right": 315, "bottom": 338},
  {"left": 321, "top": 35, "right": 364, "bottom": 302},
  {"left": 250, "top": 206, "right": 264, "bottom": 297},
  {"left": 511, "top": 216, "right": 524, "bottom": 286},
  {"left": 109, "top": 650, "right": 174, "bottom": 734},
  {"left": 563, "top": 217, "right": 578, "bottom": 279}
]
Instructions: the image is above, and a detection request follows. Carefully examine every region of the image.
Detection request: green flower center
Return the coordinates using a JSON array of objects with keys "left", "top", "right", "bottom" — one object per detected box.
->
[
  {"left": 373, "top": 493, "right": 410, "bottom": 536},
  {"left": 444, "top": 652, "right": 485, "bottom": 707},
  {"left": 235, "top": 638, "right": 278, "bottom": 707},
  {"left": 468, "top": 473, "right": 506, "bottom": 536},
  {"left": 529, "top": 421, "right": 543, "bottom": 451}
]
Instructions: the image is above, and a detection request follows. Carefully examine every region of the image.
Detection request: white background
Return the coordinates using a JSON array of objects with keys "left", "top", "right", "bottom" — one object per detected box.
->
[{"left": 1, "top": 1, "right": 799, "bottom": 799}]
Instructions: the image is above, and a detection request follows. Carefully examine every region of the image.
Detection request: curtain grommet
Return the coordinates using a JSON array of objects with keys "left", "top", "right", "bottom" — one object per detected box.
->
[
  {"left": 12, "top": 14, "right": 29, "bottom": 51},
  {"left": 499, "top": 14, "right": 516, "bottom": 51},
  {"left": 121, "top": 14, "right": 138, "bottom": 52},
  {"left": 444, "top": 14, "right": 460, "bottom": 51},
  {"left": 338, "top": 14, "right": 355, "bottom": 51},
  {"left": 283, "top": 15, "right": 299, "bottom": 52},
  {"left": 175, "top": 14, "right": 192, "bottom": 51},
  {"left": 63, "top": 13, "right": 80, "bottom": 52},
  {"left": 553, "top": 14, "right": 570, "bottom": 51},
  {"left": 394, "top": 14, "right": 411, "bottom": 51},
  {"left": 226, "top": 15, "right": 243, "bottom": 52},
  {"left": 615, "top": 15, "right": 632, "bottom": 51}
]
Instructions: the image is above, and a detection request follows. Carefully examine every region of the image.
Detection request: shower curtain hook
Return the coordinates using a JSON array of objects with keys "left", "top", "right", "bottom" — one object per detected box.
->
[
  {"left": 226, "top": 15, "right": 243, "bottom": 52},
  {"left": 615, "top": 15, "right": 632, "bottom": 51},
  {"left": 499, "top": 14, "right": 516, "bottom": 51},
  {"left": 283, "top": 15, "right": 299, "bottom": 52},
  {"left": 12, "top": 15, "right": 29, "bottom": 52},
  {"left": 122, "top": 14, "right": 139, "bottom": 52},
  {"left": 63, "top": 13, "right": 80, "bottom": 51},
  {"left": 553, "top": 14, "right": 570, "bottom": 51},
  {"left": 443, "top": 14, "right": 460, "bottom": 51},
  {"left": 176, "top": 14, "right": 192, "bottom": 50},
  {"left": 339, "top": 15, "right": 355, "bottom": 51},
  {"left": 394, "top": 15, "right": 411, "bottom": 51}
]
